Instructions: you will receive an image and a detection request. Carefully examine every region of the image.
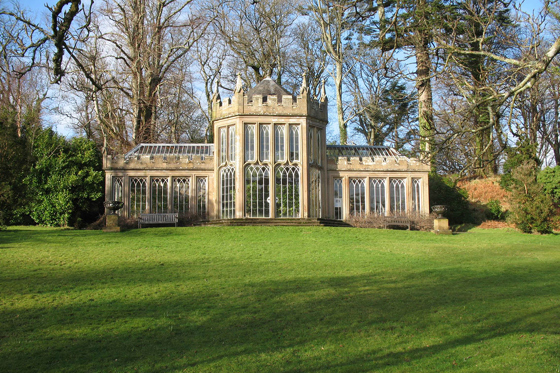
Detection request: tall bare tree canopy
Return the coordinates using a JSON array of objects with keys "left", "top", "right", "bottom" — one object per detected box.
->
[{"left": 2, "top": 0, "right": 560, "bottom": 172}]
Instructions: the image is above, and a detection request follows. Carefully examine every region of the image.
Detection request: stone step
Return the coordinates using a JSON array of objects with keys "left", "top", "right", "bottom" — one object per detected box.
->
[{"left": 200, "top": 218, "right": 353, "bottom": 227}]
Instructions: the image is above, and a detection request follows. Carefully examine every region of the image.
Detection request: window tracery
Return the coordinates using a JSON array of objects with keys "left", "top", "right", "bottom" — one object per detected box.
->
[
  {"left": 151, "top": 177, "right": 169, "bottom": 213},
  {"left": 275, "top": 165, "right": 300, "bottom": 218},
  {"left": 130, "top": 177, "right": 147, "bottom": 217},
  {"left": 390, "top": 178, "right": 406, "bottom": 215},
  {"left": 370, "top": 179, "right": 386, "bottom": 215},
  {"left": 412, "top": 178, "right": 422, "bottom": 213},
  {"left": 197, "top": 177, "right": 208, "bottom": 217},
  {"left": 349, "top": 178, "right": 366, "bottom": 216},
  {"left": 173, "top": 177, "right": 190, "bottom": 215},
  {"left": 220, "top": 166, "right": 236, "bottom": 219}
]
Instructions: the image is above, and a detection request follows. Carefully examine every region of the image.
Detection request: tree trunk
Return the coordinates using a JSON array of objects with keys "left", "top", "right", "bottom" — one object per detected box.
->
[
  {"left": 415, "top": 40, "right": 434, "bottom": 166},
  {"left": 335, "top": 60, "right": 346, "bottom": 144}
]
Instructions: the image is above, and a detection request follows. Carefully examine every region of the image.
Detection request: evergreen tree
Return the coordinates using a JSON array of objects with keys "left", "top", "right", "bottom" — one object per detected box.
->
[
  {"left": 24, "top": 129, "right": 104, "bottom": 227},
  {"left": 358, "top": 0, "right": 454, "bottom": 164},
  {"left": 448, "top": 0, "right": 515, "bottom": 176}
]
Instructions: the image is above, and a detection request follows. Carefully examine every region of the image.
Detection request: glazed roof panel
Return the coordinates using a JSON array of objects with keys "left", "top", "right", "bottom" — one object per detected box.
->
[
  {"left": 125, "top": 143, "right": 214, "bottom": 158},
  {"left": 326, "top": 145, "right": 406, "bottom": 160}
]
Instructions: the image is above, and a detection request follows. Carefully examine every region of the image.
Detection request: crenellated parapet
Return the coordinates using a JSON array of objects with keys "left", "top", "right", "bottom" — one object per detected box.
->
[
  {"left": 104, "top": 154, "right": 215, "bottom": 171},
  {"left": 212, "top": 75, "right": 328, "bottom": 123},
  {"left": 327, "top": 156, "right": 430, "bottom": 172}
]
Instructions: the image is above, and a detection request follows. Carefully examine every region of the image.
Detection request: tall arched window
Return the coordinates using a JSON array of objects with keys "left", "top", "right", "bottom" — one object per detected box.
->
[
  {"left": 151, "top": 177, "right": 169, "bottom": 213},
  {"left": 390, "top": 178, "right": 406, "bottom": 215},
  {"left": 173, "top": 177, "right": 190, "bottom": 215},
  {"left": 112, "top": 177, "right": 123, "bottom": 216},
  {"left": 245, "top": 165, "right": 270, "bottom": 217},
  {"left": 220, "top": 166, "right": 236, "bottom": 219},
  {"left": 130, "top": 177, "right": 147, "bottom": 217},
  {"left": 244, "top": 123, "right": 301, "bottom": 218},
  {"left": 289, "top": 125, "right": 300, "bottom": 162},
  {"left": 275, "top": 165, "right": 300, "bottom": 218},
  {"left": 219, "top": 127, "right": 227, "bottom": 164},
  {"left": 412, "top": 178, "right": 422, "bottom": 213},
  {"left": 349, "top": 178, "right": 366, "bottom": 216},
  {"left": 275, "top": 124, "right": 285, "bottom": 161},
  {"left": 333, "top": 178, "right": 343, "bottom": 220},
  {"left": 245, "top": 124, "right": 256, "bottom": 162},
  {"left": 219, "top": 125, "right": 236, "bottom": 219},
  {"left": 260, "top": 125, "right": 270, "bottom": 161},
  {"left": 197, "top": 177, "right": 207, "bottom": 217},
  {"left": 229, "top": 126, "right": 236, "bottom": 161},
  {"left": 370, "top": 179, "right": 386, "bottom": 215}
]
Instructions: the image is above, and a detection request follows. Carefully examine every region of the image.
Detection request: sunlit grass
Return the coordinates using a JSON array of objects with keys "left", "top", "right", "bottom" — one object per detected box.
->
[{"left": 1, "top": 226, "right": 559, "bottom": 372}]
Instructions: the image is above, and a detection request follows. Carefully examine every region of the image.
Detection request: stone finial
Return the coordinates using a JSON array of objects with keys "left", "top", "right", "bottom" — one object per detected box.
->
[
  {"left": 212, "top": 80, "right": 221, "bottom": 102},
  {"left": 299, "top": 72, "right": 308, "bottom": 96},
  {"left": 234, "top": 72, "right": 243, "bottom": 93},
  {"left": 320, "top": 79, "right": 327, "bottom": 102}
]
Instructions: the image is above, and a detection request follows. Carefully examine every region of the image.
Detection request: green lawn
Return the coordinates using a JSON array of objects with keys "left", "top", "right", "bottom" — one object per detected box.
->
[{"left": 1, "top": 226, "right": 559, "bottom": 372}]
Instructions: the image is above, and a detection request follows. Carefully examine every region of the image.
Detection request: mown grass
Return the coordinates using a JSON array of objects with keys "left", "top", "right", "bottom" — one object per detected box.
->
[{"left": 1, "top": 226, "right": 559, "bottom": 372}]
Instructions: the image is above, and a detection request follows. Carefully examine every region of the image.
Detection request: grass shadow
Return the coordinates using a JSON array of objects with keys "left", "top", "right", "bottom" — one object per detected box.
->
[{"left": 1, "top": 227, "right": 559, "bottom": 372}]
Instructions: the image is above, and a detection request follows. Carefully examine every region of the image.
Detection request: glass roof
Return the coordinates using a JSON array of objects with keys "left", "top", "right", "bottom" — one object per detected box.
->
[
  {"left": 125, "top": 144, "right": 214, "bottom": 159},
  {"left": 124, "top": 143, "right": 404, "bottom": 160},
  {"left": 326, "top": 145, "right": 405, "bottom": 160}
]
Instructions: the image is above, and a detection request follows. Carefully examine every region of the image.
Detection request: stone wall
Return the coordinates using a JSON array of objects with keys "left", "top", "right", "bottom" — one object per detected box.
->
[
  {"left": 104, "top": 155, "right": 214, "bottom": 171},
  {"left": 213, "top": 91, "right": 328, "bottom": 123},
  {"left": 327, "top": 156, "right": 431, "bottom": 172}
]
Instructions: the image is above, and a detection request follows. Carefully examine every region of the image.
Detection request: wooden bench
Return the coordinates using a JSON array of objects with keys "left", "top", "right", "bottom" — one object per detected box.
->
[
  {"left": 384, "top": 217, "right": 411, "bottom": 230},
  {"left": 138, "top": 213, "right": 178, "bottom": 228}
]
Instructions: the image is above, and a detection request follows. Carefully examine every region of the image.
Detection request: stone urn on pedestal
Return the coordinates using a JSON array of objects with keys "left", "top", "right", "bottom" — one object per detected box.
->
[
  {"left": 432, "top": 205, "right": 452, "bottom": 235},
  {"left": 103, "top": 201, "right": 124, "bottom": 232}
]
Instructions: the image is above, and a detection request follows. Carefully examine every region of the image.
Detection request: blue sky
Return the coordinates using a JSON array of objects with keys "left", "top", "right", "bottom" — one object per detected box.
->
[
  {"left": 22, "top": 0, "right": 545, "bottom": 13},
  {"left": 15, "top": 0, "right": 550, "bottom": 140}
]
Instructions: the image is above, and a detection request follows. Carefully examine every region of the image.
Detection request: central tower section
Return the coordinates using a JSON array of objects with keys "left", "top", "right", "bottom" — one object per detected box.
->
[{"left": 212, "top": 76, "right": 328, "bottom": 219}]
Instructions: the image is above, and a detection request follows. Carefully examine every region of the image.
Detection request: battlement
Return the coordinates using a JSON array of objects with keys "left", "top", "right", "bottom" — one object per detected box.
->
[
  {"left": 212, "top": 76, "right": 328, "bottom": 122},
  {"left": 213, "top": 90, "right": 328, "bottom": 122},
  {"left": 104, "top": 154, "right": 214, "bottom": 171},
  {"left": 327, "top": 156, "right": 430, "bottom": 172}
]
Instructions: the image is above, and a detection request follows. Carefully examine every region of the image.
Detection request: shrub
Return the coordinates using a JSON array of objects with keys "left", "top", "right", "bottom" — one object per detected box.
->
[
  {"left": 500, "top": 141, "right": 540, "bottom": 192},
  {"left": 538, "top": 166, "right": 560, "bottom": 204},
  {"left": 0, "top": 109, "right": 34, "bottom": 225},
  {"left": 0, "top": 210, "right": 6, "bottom": 230},
  {"left": 24, "top": 129, "right": 104, "bottom": 227},
  {"left": 486, "top": 199, "right": 505, "bottom": 221},
  {"left": 509, "top": 160, "right": 555, "bottom": 234}
]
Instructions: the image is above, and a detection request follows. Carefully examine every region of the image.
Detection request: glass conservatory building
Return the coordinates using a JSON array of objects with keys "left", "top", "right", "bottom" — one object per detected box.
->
[{"left": 103, "top": 78, "right": 430, "bottom": 221}]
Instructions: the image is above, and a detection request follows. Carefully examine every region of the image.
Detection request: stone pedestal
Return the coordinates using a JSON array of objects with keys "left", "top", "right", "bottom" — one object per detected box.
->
[
  {"left": 433, "top": 218, "right": 452, "bottom": 235},
  {"left": 103, "top": 214, "right": 121, "bottom": 232}
]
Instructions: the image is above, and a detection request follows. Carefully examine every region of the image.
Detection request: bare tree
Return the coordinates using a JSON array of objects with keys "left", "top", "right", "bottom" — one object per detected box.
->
[
  {"left": 540, "top": 66, "right": 560, "bottom": 165},
  {"left": 513, "top": 59, "right": 560, "bottom": 166},
  {"left": 434, "top": 1, "right": 560, "bottom": 174},
  {"left": 2, "top": 0, "right": 212, "bottom": 152},
  {"left": 283, "top": 20, "right": 329, "bottom": 98},
  {"left": 0, "top": 12, "right": 49, "bottom": 136},
  {"left": 306, "top": 0, "right": 356, "bottom": 144},
  {"left": 157, "top": 57, "right": 207, "bottom": 143},
  {"left": 212, "top": 0, "right": 297, "bottom": 85},
  {"left": 185, "top": 29, "right": 230, "bottom": 142},
  {"left": 346, "top": 48, "right": 416, "bottom": 149},
  {"left": 97, "top": 0, "right": 210, "bottom": 144}
]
